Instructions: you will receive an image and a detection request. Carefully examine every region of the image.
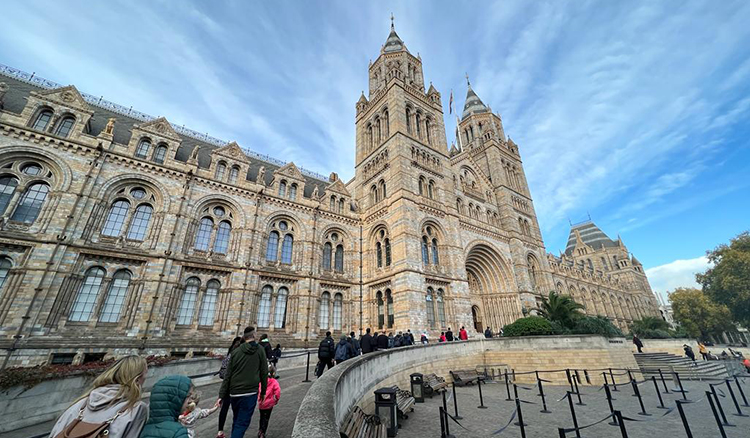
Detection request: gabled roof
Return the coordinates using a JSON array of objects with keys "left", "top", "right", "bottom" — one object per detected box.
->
[
  {"left": 564, "top": 221, "right": 618, "bottom": 255},
  {"left": 325, "top": 178, "right": 351, "bottom": 197},
  {"left": 135, "top": 116, "right": 181, "bottom": 141},
  {"left": 273, "top": 162, "right": 305, "bottom": 181},
  {"left": 212, "top": 141, "right": 251, "bottom": 164},
  {"left": 383, "top": 22, "right": 408, "bottom": 54},
  {"left": 461, "top": 85, "right": 489, "bottom": 120},
  {"left": 36, "top": 85, "right": 90, "bottom": 111}
]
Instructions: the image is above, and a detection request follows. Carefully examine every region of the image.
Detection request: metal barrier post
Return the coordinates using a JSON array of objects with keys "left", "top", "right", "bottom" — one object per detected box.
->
[
  {"left": 477, "top": 377, "right": 487, "bottom": 409},
  {"left": 676, "top": 400, "right": 693, "bottom": 438},
  {"left": 439, "top": 406, "right": 447, "bottom": 438},
  {"left": 504, "top": 371, "right": 513, "bottom": 401},
  {"left": 725, "top": 379, "right": 747, "bottom": 417},
  {"left": 515, "top": 398, "right": 527, "bottom": 438},
  {"left": 537, "top": 371, "right": 550, "bottom": 413},
  {"left": 707, "top": 391, "right": 729, "bottom": 438},
  {"left": 710, "top": 384, "right": 732, "bottom": 426},
  {"left": 302, "top": 351, "right": 311, "bottom": 382},
  {"left": 675, "top": 372, "right": 688, "bottom": 401},
  {"left": 584, "top": 369, "right": 591, "bottom": 385},
  {"left": 558, "top": 428, "right": 567, "bottom": 438},
  {"left": 631, "top": 378, "right": 650, "bottom": 416},
  {"left": 651, "top": 376, "right": 667, "bottom": 409},
  {"left": 609, "top": 368, "right": 618, "bottom": 392},
  {"left": 604, "top": 383, "right": 618, "bottom": 426},
  {"left": 614, "top": 410, "right": 628, "bottom": 438},
  {"left": 452, "top": 382, "right": 463, "bottom": 420},
  {"left": 658, "top": 369, "right": 670, "bottom": 394},
  {"left": 735, "top": 375, "right": 749, "bottom": 407},
  {"left": 572, "top": 373, "right": 585, "bottom": 406},
  {"left": 566, "top": 391, "right": 582, "bottom": 438},
  {"left": 575, "top": 369, "right": 582, "bottom": 385}
]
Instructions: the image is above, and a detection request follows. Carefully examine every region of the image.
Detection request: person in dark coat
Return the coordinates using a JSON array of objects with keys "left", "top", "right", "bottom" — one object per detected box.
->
[
  {"left": 260, "top": 334, "right": 273, "bottom": 363},
  {"left": 335, "top": 336, "right": 356, "bottom": 364},
  {"left": 360, "top": 328, "right": 374, "bottom": 354},
  {"left": 317, "top": 331, "right": 335, "bottom": 377},
  {"left": 377, "top": 332, "right": 389, "bottom": 350},
  {"left": 445, "top": 328, "right": 454, "bottom": 342},
  {"left": 406, "top": 330, "right": 415, "bottom": 345},
  {"left": 632, "top": 335, "right": 644, "bottom": 353},
  {"left": 349, "top": 331, "right": 361, "bottom": 356},
  {"left": 484, "top": 327, "right": 493, "bottom": 338},
  {"left": 140, "top": 375, "right": 194, "bottom": 438},
  {"left": 683, "top": 344, "right": 696, "bottom": 361}
]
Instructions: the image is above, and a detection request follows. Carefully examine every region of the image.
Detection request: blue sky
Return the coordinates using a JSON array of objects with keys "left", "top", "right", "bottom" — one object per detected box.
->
[{"left": 2, "top": 1, "right": 749, "bottom": 298}]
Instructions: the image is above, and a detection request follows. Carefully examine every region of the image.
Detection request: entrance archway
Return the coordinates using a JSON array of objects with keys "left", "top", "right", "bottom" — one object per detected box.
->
[
  {"left": 465, "top": 243, "right": 520, "bottom": 331},
  {"left": 471, "top": 305, "right": 482, "bottom": 333}
]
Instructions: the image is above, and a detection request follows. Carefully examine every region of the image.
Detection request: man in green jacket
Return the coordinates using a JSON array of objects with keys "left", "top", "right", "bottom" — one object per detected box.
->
[{"left": 219, "top": 326, "right": 268, "bottom": 438}]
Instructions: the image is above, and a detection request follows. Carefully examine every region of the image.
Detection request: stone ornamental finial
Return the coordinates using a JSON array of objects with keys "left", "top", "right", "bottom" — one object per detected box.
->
[
  {"left": 391, "top": 12, "right": 394, "bottom": 30},
  {"left": 466, "top": 73, "right": 471, "bottom": 87}
]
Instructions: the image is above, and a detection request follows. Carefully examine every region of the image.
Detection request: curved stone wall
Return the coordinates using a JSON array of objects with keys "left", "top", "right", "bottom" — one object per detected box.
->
[{"left": 292, "top": 336, "right": 638, "bottom": 437}]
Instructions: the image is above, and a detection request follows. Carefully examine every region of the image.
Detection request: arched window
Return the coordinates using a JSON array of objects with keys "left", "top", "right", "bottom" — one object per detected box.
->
[
  {"left": 332, "top": 293, "right": 343, "bottom": 330},
  {"left": 335, "top": 244, "right": 344, "bottom": 273},
  {"left": 319, "top": 291, "right": 331, "bottom": 329},
  {"left": 379, "top": 179, "right": 386, "bottom": 199},
  {"left": 215, "top": 162, "right": 227, "bottom": 180},
  {"left": 527, "top": 255, "right": 539, "bottom": 290},
  {"left": 266, "top": 231, "right": 279, "bottom": 261},
  {"left": 228, "top": 166, "right": 239, "bottom": 184},
  {"left": 281, "top": 234, "right": 294, "bottom": 264},
  {"left": 194, "top": 217, "right": 214, "bottom": 251},
  {"left": 376, "top": 242, "right": 383, "bottom": 268},
  {"left": 330, "top": 196, "right": 336, "bottom": 210},
  {"left": 32, "top": 109, "right": 53, "bottom": 131},
  {"left": 213, "top": 221, "right": 232, "bottom": 254},
  {"left": 415, "top": 113, "right": 422, "bottom": 137},
  {"left": 199, "top": 279, "right": 220, "bottom": 326},
  {"left": 405, "top": 108, "right": 412, "bottom": 134},
  {"left": 386, "top": 289, "right": 394, "bottom": 328},
  {"left": 153, "top": 145, "right": 168, "bottom": 164},
  {"left": 69, "top": 267, "right": 106, "bottom": 322},
  {"left": 0, "top": 176, "right": 19, "bottom": 215},
  {"left": 257, "top": 285, "right": 272, "bottom": 328},
  {"left": 11, "top": 183, "right": 49, "bottom": 224},
  {"left": 428, "top": 180, "right": 434, "bottom": 199},
  {"left": 99, "top": 270, "right": 132, "bottom": 323},
  {"left": 421, "top": 236, "right": 429, "bottom": 265},
  {"left": 419, "top": 176, "right": 425, "bottom": 196},
  {"left": 425, "top": 119, "right": 431, "bottom": 144},
  {"left": 384, "top": 109, "right": 389, "bottom": 136},
  {"left": 377, "top": 291, "right": 384, "bottom": 329},
  {"left": 0, "top": 257, "right": 11, "bottom": 291},
  {"left": 456, "top": 198, "right": 463, "bottom": 214},
  {"left": 54, "top": 116, "right": 76, "bottom": 137},
  {"left": 426, "top": 288, "right": 435, "bottom": 328},
  {"left": 275, "top": 287, "right": 288, "bottom": 328},
  {"left": 385, "top": 238, "right": 392, "bottom": 266},
  {"left": 436, "top": 289, "right": 446, "bottom": 327},
  {"left": 322, "top": 242, "right": 332, "bottom": 270},
  {"left": 432, "top": 238, "right": 439, "bottom": 265},
  {"left": 135, "top": 139, "right": 151, "bottom": 159},
  {"left": 289, "top": 184, "right": 297, "bottom": 200},
  {"left": 367, "top": 124, "right": 373, "bottom": 149},
  {"left": 278, "top": 180, "right": 287, "bottom": 197},
  {"left": 126, "top": 204, "right": 153, "bottom": 241},
  {"left": 176, "top": 277, "right": 200, "bottom": 325},
  {"left": 338, "top": 198, "right": 344, "bottom": 214}
]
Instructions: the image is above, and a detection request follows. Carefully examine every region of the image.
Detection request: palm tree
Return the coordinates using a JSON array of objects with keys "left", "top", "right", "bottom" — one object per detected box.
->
[{"left": 537, "top": 291, "right": 584, "bottom": 329}]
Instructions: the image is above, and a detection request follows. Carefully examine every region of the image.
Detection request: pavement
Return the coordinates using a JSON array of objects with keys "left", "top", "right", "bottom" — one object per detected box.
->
[
  {"left": 2, "top": 365, "right": 314, "bottom": 438},
  {"left": 399, "top": 377, "right": 750, "bottom": 438}
]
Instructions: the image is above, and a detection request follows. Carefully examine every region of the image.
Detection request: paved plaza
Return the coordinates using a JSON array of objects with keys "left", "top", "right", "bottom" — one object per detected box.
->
[{"left": 399, "top": 378, "right": 750, "bottom": 438}]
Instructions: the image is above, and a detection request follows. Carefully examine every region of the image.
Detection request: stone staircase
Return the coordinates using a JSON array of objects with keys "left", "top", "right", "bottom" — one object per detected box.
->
[{"left": 633, "top": 352, "right": 729, "bottom": 380}]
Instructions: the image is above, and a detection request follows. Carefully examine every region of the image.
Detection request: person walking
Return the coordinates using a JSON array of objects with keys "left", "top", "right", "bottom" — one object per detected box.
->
[
  {"left": 217, "top": 337, "right": 243, "bottom": 438},
  {"left": 361, "top": 328, "right": 374, "bottom": 354},
  {"left": 683, "top": 344, "right": 696, "bottom": 362},
  {"left": 259, "top": 334, "right": 274, "bottom": 364},
  {"left": 445, "top": 328, "right": 454, "bottom": 342},
  {"left": 407, "top": 330, "right": 415, "bottom": 345},
  {"left": 49, "top": 355, "right": 149, "bottom": 438},
  {"left": 632, "top": 335, "right": 644, "bottom": 353},
  {"left": 484, "top": 327, "right": 493, "bottom": 338},
  {"left": 140, "top": 375, "right": 195, "bottom": 438},
  {"left": 257, "top": 366, "right": 281, "bottom": 438},
  {"left": 388, "top": 332, "right": 395, "bottom": 348},
  {"left": 218, "top": 326, "right": 268, "bottom": 438},
  {"left": 271, "top": 344, "right": 282, "bottom": 367},
  {"left": 349, "top": 331, "right": 361, "bottom": 355},
  {"left": 698, "top": 342, "right": 709, "bottom": 360},
  {"left": 376, "top": 331, "right": 389, "bottom": 350},
  {"left": 335, "top": 335, "right": 355, "bottom": 364},
  {"left": 316, "top": 331, "right": 335, "bottom": 377},
  {"left": 459, "top": 326, "right": 468, "bottom": 341}
]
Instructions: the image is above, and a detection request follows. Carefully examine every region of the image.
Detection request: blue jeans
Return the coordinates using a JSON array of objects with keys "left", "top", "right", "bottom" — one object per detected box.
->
[{"left": 230, "top": 394, "right": 258, "bottom": 438}]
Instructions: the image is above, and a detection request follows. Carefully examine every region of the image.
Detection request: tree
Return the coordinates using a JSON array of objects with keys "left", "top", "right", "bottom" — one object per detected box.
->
[
  {"left": 629, "top": 316, "right": 671, "bottom": 338},
  {"left": 697, "top": 231, "right": 750, "bottom": 326},
  {"left": 669, "top": 287, "right": 735, "bottom": 340},
  {"left": 503, "top": 316, "right": 553, "bottom": 337},
  {"left": 537, "top": 291, "right": 584, "bottom": 329}
]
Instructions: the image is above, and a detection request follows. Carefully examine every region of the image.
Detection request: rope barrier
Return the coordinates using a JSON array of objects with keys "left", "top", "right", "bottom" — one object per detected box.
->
[
  {"left": 620, "top": 406, "right": 676, "bottom": 422},
  {"left": 560, "top": 412, "right": 615, "bottom": 433}
]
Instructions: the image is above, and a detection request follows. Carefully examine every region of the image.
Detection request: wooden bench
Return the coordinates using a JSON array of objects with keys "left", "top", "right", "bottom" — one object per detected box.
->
[
  {"left": 391, "top": 386, "right": 416, "bottom": 420},
  {"left": 450, "top": 369, "right": 483, "bottom": 387},
  {"left": 423, "top": 373, "right": 448, "bottom": 398},
  {"left": 340, "top": 406, "right": 386, "bottom": 438}
]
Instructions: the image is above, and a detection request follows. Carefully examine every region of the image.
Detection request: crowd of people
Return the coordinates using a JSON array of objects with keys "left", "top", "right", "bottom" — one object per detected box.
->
[{"left": 49, "top": 326, "right": 281, "bottom": 438}]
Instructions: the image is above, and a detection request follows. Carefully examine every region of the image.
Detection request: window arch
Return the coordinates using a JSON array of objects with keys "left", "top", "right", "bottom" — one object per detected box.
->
[
  {"left": 257, "top": 285, "right": 272, "bottom": 327},
  {"left": 0, "top": 176, "right": 18, "bottom": 215},
  {"left": 332, "top": 293, "right": 343, "bottom": 330},
  {"left": 338, "top": 198, "right": 344, "bottom": 214},
  {"left": 31, "top": 109, "right": 53, "bottom": 131},
  {"left": 193, "top": 204, "right": 233, "bottom": 254},
  {"left": 527, "top": 254, "right": 539, "bottom": 291},
  {"left": 266, "top": 219, "right": 295, "bottom": 264},
  {"left": 69, "top": 267, "right": 106, "bottom": 322},
  {"left": 379, "top": 179, "right": 386, "bottom": 199},
  {"left": 422, "top": 225, "right": 439, "bottom": 266},
  {"left": 377, "top": 291, "right": 384, "bottom": 329},
  {"left": 421, "top": 236, "right": 429, "bottom": 265},
  {"left": 289, "top": 184, "right": 297, "bottom": 200},
  {"left": 386, "top": 289, "right": 394, "bottom": 328},
  {"left": 376, "top": 242, "right": 383, "bottom": 268},
  {"left": 102, "top": 200, "right": 130, "bottom": 237},
  {"left": 215, "top": 162, "right": 227, "bottom": 180},
  {"left": 370, "top": 185, "right": 378, "bottom": 205},
  {"left": 278, "top": 180, "right": 287, "bottom": 197},
  {"left": 319, "top": 291, "right": 331, "bottom": 329},
  {"left": 428, "top": 180, "right": 435, "bottom": 199},
  {"left": 330, "top": 195, "right": 336, "bottom": 210},
  {"left": 214, "top": 221, "right": 232, "bottom": 254},
  {"left": 0, "top": 257, "right": 11, "bottom": 292},
  {"left": 432, "top": 238, "right": 439, "bottom": 265},
  {"left": 405, "top": 107, "right": 412, "bottom": 134},
  {"left": 322, "top": 242, "right": 332, "bottom": 270},
  {"left": 228, "top": 166, "right": 239, "bottom": 184},
  {"left": 419, "top": 176, "right": 426, "bottom": 196},
  {"left": 54, "top": 116, "right": 76, "bottom": 138},
  {"left": 199, "top": 279, "right": 220, "bottom": 326},
  {"left": 135, "top": 139, "right": 151, "bottom": 159},
  {"left": 99, "top": 269, "right": 132, "bottom": 323},
  {"left": 126, "top": 204, "right": 153, "bottom": 241},
  {"left": 11, "top": 183, "right": 49, "bottom": 224},
  {"left": 436, "top": 289, "right": 446, "bottom": 327},
  {"left": 281, "top": 234, "right": 294, "bottom": 264},
  {"left": 194, "top": 217, "right": 214, "bottom": 251},
  {"left": 374, "top": 228, "right": 391, "bottom": 268},
  {"left": 266, "top": 231, "right": 279, "bottom": 261},
  {"left": 176, "top": 277, "right": 200, "bottom": 325},
  {"left": 275, "top": 287, "right": 288, "bottom": 328},
  {"left": 153, "top": 144, "right": 168, "bottom": 164},
  {"left": 385, "top": 239, "right": 392, "bottom": 266},
  {"left": 426, "top": 287, "right": 435, "bottom": 328},
  {"left": 335, "top": 244, "right": 344, "bottom": 273}
]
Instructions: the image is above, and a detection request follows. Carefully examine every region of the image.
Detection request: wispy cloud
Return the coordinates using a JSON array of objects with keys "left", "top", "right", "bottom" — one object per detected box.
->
[{"left": 645, "top": 256, "right": 711, "bottom": 301}]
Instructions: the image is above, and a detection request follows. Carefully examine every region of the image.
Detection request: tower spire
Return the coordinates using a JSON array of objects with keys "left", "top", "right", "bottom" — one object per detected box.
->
[
  {"left": 466, "top": 72, "right": 471, "bottom": 88},
  {"left": 391, "top": 12, "right": 394, "bottom": 30}
]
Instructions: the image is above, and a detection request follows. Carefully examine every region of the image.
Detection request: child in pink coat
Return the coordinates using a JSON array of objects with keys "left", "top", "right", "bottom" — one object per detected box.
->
[{"left": 257, "top": 365, "right": 281, "bottom": 438}]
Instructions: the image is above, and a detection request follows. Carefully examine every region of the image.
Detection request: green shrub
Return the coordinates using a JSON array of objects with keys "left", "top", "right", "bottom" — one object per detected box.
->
[
  {"left": 572, "top": 316, "right": 624, "bottom": 338},
  {"left": 550, "top": 320, "right": 571, "bottom": 335},
  {"left": 503, "top": 316, "right": 553, "bottom": 337}
]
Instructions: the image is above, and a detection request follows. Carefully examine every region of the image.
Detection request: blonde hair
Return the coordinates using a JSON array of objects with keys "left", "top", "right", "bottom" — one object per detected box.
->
[{"left": 75, "top": 355, "right": 148, "bottom": 412}]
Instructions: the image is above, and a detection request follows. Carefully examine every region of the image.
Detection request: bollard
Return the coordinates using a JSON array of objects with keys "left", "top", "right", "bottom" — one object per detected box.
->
[
  {"left": 675, "top": 372, "right": 688, "bottom": 401},
  {"left": 439, "top": 406, "right": 447, "bottom": 438},
  {"left": 558, "top": 428, "right": 567, "bottom": 438},
  {"left": 512, "top": 369, "right": 516, "bottom": 381},
  {"left": 627, "top": 369, "right": 634, "bottom": 384},
  {"left": 658, "top": 369, "right": 670, "bottom": 394},
  {"left": 602, "top": 372, "right": 615, "bottom": 400},
  {"left": 604, "top": 383, "right": 618, "bottom": 426},
  {"left": 477, "top": 377, "right": 487, "bottom": 409},
  {"left": 302, "top": 351, "right": 311, "bottom": 382},
  {"left": 735, "top": 375, "right": 749, "bottom": 407},
  {"left": 572, "top": 373, "right": 585, "bottom": 406},
  {"left": 440, "top": 406, "right": 455, "bottom": 438},
  {"left": 516, "top": 398, "right": 527, "bottom": 438},
  {"left": 614, "top": 410, "right": 628, "bottom": 438},
  {"left": 442, "top": 390, "right": 449, "bottom": 418},
  {"left": 504, "top": 371, "right": 513, "bottom": 401},
  {"left": 651, "top": 376, "right": 667, "bottom": 409},
  {"left": 575, "top": 369, "right": 582, "bottom": 385},
  {"left": 452, "top": 382, "right": 463, "bottom": 420},
  {"left": 631, "top": 379, "right": 650, "bottom": 416},
  {"left": 676, "top": 400, "right": 693, "bottom": 438},
  {"left": 710, "top": 384, "right": 732, "bottom": 427},
  {"left": 706, "top": 391, "right": 729, "bottom": 438},
  {"left": 726, "top": 379, "right": 747, "bottom": 417},
  {"left": 609, "top": 368, "right": 618, "bottom": 392},
  {"left": 584, "top": 369, "right": 591, "bottom": 385},
  {"left": 537, "top": 371, "right": 550, "bottom": 413},
  {"left": 566, "top": 391, "right": 582, "bottom": 438}
]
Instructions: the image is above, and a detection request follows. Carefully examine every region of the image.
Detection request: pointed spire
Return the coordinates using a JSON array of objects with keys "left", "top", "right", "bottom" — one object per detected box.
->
[
  {"left": 461, "top": 75, "right": 489, "bottom": 119},
  {"left": 357, "top": 91, "right": 367, "bottom": 104},
  {"left": 383, "top": 14, "right": 408, "bottom": 53}
]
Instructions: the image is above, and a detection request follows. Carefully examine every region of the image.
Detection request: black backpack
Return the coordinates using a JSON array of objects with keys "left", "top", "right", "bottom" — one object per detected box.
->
[{"left": 318, "top": 338, "right": 333, "bottom": 359}]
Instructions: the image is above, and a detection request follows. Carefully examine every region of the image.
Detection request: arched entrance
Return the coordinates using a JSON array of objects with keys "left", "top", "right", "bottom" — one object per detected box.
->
[
  {"left": 471, "top": 305, "right": 482, "bottom": 333},
  {"left": 465, "top": 243, "right": 520, "bottom": 331}
]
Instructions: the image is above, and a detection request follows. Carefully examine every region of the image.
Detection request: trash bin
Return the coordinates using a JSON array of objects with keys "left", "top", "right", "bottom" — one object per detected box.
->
[
  {"left": 410, "top": 373, "right": 424, "bottom": 402},
  {"left": 375, "top": 387, "right": 398, "bottom": 437}
]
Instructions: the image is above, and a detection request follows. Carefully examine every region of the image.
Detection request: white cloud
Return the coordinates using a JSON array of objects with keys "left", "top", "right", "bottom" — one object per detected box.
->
[{"left": 645, "top": 256, "right": 711, "bottom": 302}]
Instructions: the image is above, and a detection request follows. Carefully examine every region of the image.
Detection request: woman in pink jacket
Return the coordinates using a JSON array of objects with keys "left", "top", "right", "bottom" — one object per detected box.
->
[{"left": 257, "top": 365, "right": 281, "bottom": 438}]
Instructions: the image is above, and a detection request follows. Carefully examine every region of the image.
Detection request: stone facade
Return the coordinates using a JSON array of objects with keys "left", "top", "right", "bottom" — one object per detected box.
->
[{"left": 0, "top": 24, "right": 659, "bottom": 366}]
